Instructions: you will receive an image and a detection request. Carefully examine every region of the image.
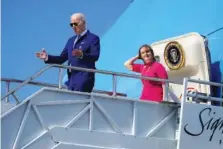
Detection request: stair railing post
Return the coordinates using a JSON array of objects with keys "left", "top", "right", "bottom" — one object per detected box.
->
[
  {"left": 112, "top": 74, "right": 117, "bottom": 96},
  {"left": 164, "top": 82, "right": 169, "bottom": 101},
  {"left": 6, "top": 81, "right": 10, "bottom": 102},
  {"left": 58, "top": 68, "right": 63, "bottom": 89}
]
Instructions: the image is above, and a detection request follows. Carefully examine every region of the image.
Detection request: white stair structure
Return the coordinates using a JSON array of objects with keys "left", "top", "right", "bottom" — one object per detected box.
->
[
  {"left": 1, "top": 87, "right": 178, "bottom": 149},
  {"left": 1, "top": 65, "right": 222, "bottom": 149}
]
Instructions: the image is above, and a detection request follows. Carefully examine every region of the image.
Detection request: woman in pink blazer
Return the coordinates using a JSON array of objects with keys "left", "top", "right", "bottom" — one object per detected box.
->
[{"left": 124, "top": 44, "right": 168, "bottom": 102}]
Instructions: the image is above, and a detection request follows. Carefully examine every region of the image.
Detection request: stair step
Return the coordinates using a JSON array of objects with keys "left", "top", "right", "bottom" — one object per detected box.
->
[
  {"left": 51, "top": 127, "right": 177, "bottom": 149},
  {"left": 53, "top": 142, "right": 128, "bottom": 149}
]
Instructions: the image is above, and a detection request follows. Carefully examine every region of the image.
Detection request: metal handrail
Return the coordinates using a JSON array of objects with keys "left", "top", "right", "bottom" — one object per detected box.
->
[
  {"left": 1, "top": 64, "right": 222, "bottom": 105},
  {"left": 0, "top": 78, "right": 127, "bottom": 97},
  {"left": 188, "top": 78, "right": 223, "bottom": 103},
  {"left": 52, "top": 64, "right": 175, "bottom": 83},
  {"left": 1, "top": 65, "right": 53, "bottom": 101},
  {"left": 188, "top": 78, "right": 223, "bottom": 87},
  {"left": 181, "top": 78, "right": 223, "bottom": 105},
  {"left": 1, "top": 64, "right": 176, "bottom": 102}
]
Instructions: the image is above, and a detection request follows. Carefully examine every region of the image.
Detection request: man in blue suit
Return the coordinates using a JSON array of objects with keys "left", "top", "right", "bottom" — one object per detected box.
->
[{"left": 36, "top": 13, "right": 100, "bottom": 92}]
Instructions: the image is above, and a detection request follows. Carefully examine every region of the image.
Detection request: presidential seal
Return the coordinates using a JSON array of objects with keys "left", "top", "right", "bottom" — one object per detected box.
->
[{"left": 164, "top": 41, "right": 185, "bottom": 70}]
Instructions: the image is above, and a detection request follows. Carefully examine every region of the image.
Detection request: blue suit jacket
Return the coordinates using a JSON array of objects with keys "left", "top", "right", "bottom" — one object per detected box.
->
[{"left": 45, "top": 30, "right": 100, "bottom": 92}]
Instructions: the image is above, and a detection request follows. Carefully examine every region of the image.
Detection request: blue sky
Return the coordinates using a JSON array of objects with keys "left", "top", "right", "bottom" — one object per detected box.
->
[
  {"left": 1, "top": 0, "right": 132, "bottom": 100},
  {"left": 2, "top": 0, "right": 223, "bottom": 101}
]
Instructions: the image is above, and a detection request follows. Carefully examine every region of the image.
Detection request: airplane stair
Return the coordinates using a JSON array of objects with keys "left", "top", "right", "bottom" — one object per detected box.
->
[{"left": 1, "top": 87, "right": 179, "bottom": 149}]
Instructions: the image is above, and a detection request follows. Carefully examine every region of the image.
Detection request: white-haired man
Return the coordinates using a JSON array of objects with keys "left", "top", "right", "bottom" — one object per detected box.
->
[{"left": 36, "top": 13, "right": 100, "bottom": 92}]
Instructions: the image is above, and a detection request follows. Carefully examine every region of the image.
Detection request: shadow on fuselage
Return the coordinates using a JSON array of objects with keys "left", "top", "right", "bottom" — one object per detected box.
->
[{"left": 210, "top": 61, "right": 222, "bottom": 105}]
